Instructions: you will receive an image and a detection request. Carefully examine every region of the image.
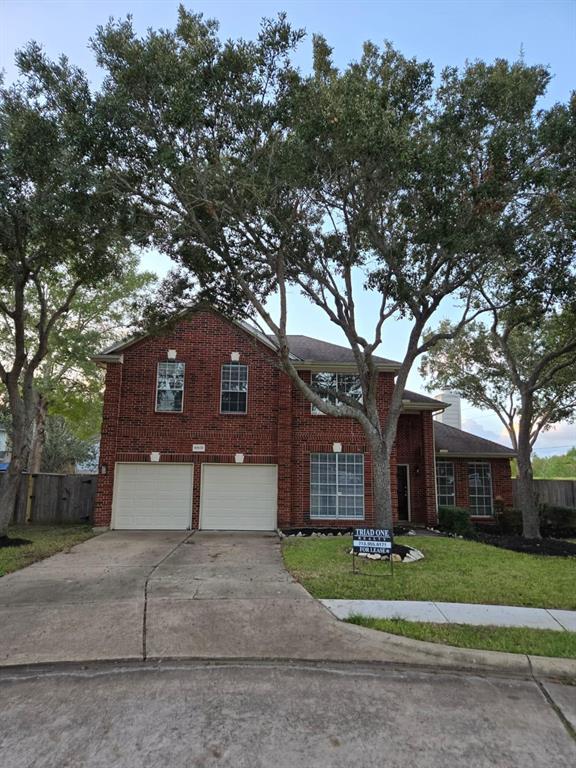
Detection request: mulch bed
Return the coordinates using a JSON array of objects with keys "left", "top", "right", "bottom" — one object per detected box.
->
[
  {"left": 0, "top": 536, "right": 31, "bottom": 549},
  {"left": 472, "top": 533, "right": 576, "bottom": 558}
]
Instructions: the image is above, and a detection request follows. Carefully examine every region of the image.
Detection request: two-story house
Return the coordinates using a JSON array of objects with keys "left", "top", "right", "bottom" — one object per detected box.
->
[{"left": 93, "top": 307, "right": 515, "bottom": 531}]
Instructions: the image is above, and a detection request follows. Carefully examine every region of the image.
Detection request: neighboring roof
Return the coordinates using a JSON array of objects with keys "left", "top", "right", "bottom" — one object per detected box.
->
[
  {"left": 269, "top": 334, "right": 401, "bottom": 369},
  {"left": 434, "top": 421, "right": 516, "bottom": 458}
]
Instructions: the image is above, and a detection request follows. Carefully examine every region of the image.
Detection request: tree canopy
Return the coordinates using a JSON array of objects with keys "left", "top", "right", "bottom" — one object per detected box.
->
[{"left": 91, "top": 9, "right": 570, "bottom": 528}]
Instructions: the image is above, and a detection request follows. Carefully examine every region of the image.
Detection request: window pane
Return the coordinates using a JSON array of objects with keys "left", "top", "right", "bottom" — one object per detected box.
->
[
  {"left": 221, "top": 364, "right": 248, "bottom": 412},
  {"left": 311, "top": 372, "right": 362, "bottom": 414},
  {"left": 436, "top": 460, "right": 455, "bottom": 507},
  {"left": 310, "top": 453, "right": 364, "bottom": 519},
  {"left": 156, "top": 362, "right": 184, "bottom": 412},
  {"left": 468, "top": 463, "right": 493, "bottom": 516}
]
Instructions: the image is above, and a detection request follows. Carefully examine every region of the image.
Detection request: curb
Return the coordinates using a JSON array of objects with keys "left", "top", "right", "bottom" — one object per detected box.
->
[{"left": 338, "top": 620, "right": 576, "bottom": 683}]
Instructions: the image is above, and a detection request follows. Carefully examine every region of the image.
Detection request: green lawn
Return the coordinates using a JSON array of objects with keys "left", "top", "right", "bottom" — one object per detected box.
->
[
  {"left": 282, "top": 535, "right": 576, "bottom": 610},
  {"left": 0, "top": 525, "right": 95, "bottom": 576},
  {"left": 347, "top": 616, "right": 576, "bottom": 659}
]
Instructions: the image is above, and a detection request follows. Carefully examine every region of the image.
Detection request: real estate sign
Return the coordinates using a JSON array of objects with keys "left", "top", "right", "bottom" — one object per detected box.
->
[{"left": 352, "top": 528, "right": 393, "bottom": 556}]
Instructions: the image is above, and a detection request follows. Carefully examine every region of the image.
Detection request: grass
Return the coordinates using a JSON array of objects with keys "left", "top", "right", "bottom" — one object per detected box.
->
[
  {"left": 347, "top": 616, "right": 576, "bottom": 659},
  {"left": 0, "top": 524, "right": 95, "bottom": 576},
  {"left": 282, "top": 535, "right": 576, "bottom": 610}
]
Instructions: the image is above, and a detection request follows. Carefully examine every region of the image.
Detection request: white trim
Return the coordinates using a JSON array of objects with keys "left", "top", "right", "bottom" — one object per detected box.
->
[
  {"left": 309, "top": 452, "right": 365, "bottom": 520},
  {"left": 468, "top": 461, "right": 494, "bottom": 517},
  {"left": 397, "top": 464, "right": 411, "bottom": 523},
  {"left": 435, "top": 458, "right": 456, "bottom": 508},
  {"left": 220, "top": 362, "right": 249, "bottom": 414},
  {"left": 155, "top": 360, "right": 185, "bottom": 414},
  {"left": 111, "top": 462, "right": 194, "bottom": 530}
]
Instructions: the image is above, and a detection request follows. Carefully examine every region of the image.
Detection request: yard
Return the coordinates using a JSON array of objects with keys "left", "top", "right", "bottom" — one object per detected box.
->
[
  {"left": 0, "top": 525, "right": 95, "bottom": 576},
  {"left": 282, "top": 535, "right": 576, "bottom": 610},
  {"left": 348, "top": 617, "right": 576, "bottom": 659}
]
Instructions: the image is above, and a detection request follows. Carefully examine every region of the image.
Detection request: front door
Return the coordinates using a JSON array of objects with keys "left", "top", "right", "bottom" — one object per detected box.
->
[{"left": 397, "top": 465, "right": 410, "bottom": 522}]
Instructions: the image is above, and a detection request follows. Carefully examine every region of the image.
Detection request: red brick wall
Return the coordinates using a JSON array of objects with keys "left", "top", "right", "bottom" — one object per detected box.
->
[{"left": 94, "top": 309, "right": 438, "bottom": 528}]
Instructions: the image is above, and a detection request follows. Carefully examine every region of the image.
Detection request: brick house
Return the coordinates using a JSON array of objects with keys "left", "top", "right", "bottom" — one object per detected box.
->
[{"left": 93, "top": 307, "right": 515, "bottom": 531}]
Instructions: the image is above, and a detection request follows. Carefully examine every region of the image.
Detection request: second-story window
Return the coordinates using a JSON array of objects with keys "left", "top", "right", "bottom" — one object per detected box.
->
[
  {"left": 156, "top": 362, "right": 185, "bottom": 412},
  {"left": 221, "top": 363, "right": 248, "bottom": 413},
  {"left": 311, "top": 372, "right": 362, "bottom": 414}
]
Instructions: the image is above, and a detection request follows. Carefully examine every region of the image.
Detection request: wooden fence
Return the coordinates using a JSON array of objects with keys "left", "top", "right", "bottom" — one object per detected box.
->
[
  {"left": 1, "top": 473, "right": 97, "bottom": 524},
  {"left": 512, "top": 479, "right": 576, "bottom": 510}
]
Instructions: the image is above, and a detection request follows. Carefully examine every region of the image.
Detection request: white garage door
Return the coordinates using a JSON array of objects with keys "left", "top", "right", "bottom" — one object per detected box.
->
[
  {"left": 113, "top": 463, "right": 193, "bottom": 530},
  {"left": 200, "top": 464, "right": 278, "bottom": 531}
]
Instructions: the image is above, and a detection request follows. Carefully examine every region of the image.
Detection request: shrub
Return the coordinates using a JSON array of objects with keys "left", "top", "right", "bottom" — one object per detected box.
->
[
  {"left": 437, "top": 506, "right": 473, "bottom": 536},
  {"left": 496, "top": 507, "right": 523, "bottom": 535},
  {"left": 539, "top": 504, "right": 576, "bottom": 537}
]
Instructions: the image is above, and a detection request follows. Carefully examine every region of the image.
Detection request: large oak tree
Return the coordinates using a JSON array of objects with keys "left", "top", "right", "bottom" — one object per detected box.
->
[{"left": 94, "top": 9, "right": 558, "bottom": 528}]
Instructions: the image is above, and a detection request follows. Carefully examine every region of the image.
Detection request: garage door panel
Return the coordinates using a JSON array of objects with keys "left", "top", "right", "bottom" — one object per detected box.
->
[
  {"left": 200, "top": 465, "right": 277, "bottom": 531},
  {"left": 113, "top": 464, "right": 193, "bottom": 530}
]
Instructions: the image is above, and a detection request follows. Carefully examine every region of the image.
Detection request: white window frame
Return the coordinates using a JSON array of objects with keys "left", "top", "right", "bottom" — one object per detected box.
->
[
  {"left": 310, "top": 453, "right": 365, "bottom": 519},
  {"left": 220, "top": 363, "right": 249, "bottom": 414},
  {"left": 436, "top": 460, "right": 455, "bottom": 507},
  {"left": 468, "top": 462, "right": 493, "bottom": 517},
  {"left": 310, "top": 372, "right": 363, "bottom": 415},
  {"left": 155, "top": 361, "right": 185, "bottom": 413}
]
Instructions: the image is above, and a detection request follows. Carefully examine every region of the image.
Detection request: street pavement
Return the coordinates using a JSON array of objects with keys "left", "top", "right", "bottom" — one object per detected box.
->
[{"left": 0, "top": 660, "right": 574, "bottom": 768}]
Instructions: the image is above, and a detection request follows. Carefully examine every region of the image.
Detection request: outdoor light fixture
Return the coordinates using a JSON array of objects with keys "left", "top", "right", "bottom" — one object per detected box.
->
[{"left": 100, "top": 464, "right": 107, "bottom": 475}]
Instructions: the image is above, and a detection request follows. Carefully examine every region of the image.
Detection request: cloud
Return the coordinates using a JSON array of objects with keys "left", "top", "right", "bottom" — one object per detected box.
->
[
  {"left": 534, "top": 422, "right": 576, "bottom": 456},
  {"left": 461, "top": 417, "right": 512, "bottom": 447}
]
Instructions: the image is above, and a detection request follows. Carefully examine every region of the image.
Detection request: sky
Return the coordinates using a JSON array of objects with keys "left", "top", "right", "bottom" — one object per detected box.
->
[{"left": 1, "top": 0, "right": 575, "bottom": 454}]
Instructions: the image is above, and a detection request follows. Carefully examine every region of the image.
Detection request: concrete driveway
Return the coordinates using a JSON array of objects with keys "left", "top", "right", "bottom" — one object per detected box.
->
[
  {"left": 0, "top": 531, "right": 574, "bottom": 684},
  {"left": 0, "top": 530, "right": 424, "bottom": 667}
]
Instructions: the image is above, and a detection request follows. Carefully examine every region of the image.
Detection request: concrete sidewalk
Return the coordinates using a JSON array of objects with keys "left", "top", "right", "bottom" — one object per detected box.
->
[{"left": 322, "top": 599, "right": 576, "bottom": 631}]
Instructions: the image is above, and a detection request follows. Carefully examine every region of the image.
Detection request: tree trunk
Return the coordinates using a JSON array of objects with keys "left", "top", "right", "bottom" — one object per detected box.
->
[
  {"left": 517, "top": 404, "right": 540, "bottom": 539},
  {"left": 28, "top": 392, "right": 48, "bottom": 474},
  {"left": 369, "top": 436, "right": 394, "bottom": 529},
  {"left": 0, "top": 382, "right": 35, "bottom": 537},
  {"left": 0, "top": 421, "right": 26, "bottom": 536}
]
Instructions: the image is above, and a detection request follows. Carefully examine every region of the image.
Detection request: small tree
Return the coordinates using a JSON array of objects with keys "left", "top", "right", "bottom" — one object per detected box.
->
[
  {"left": 94, "top": 11, "right": 556, "bottom": 527},
  {"left": 0, "top": 45, "right": 132, "bottom": 533},
  {"left": 0, "top": 253, "right": 155, "bottom": 473}
]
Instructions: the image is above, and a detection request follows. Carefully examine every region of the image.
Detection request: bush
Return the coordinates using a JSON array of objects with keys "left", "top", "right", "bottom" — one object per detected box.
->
[
  {"left": 437, "top": 506, "right": 473, "bottom": 536},
  {"left": 539, "top": 504, "right": 576, "bottom": 537},
  {"left": 496, "top": 507, "right": 523, "bottom": 535}
]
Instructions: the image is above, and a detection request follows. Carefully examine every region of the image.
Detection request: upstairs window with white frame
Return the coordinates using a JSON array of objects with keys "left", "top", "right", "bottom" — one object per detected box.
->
[
  {"left": 221, "top": 363, "right": 248, "bottom": 413},
  {"left": 310, "top": 372, "right": 362, "bottom": 414},
  {"left": 156, "top": 362, "right": 185, "bottom": 412},
  {"left": 436, "top": 460, "right": 455, "bottom": 507},
  {"left": 468, "top": 462, "right": 493, "bottom": 516}
]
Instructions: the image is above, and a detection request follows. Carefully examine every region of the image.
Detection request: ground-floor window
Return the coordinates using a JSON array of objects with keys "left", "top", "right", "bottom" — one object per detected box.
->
[
  {"left": 468, "top": 462, "right": 493, "bottom": 516},
  {"left": 310, "top": 453, "right": 364, "bottom": 519},
  {"left": 436, "top": 460, "right": 455, "bottom": 507}
]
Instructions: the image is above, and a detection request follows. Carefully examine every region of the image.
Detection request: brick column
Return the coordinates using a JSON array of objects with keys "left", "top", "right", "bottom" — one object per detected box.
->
[{"left": 94, "top": 362, "right": 123, "bottom": 528}]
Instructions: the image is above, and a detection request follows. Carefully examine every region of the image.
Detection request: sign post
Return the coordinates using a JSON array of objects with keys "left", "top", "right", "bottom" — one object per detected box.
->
[{"left": 352, "top": 528, "right": 394, "bottom": 577}]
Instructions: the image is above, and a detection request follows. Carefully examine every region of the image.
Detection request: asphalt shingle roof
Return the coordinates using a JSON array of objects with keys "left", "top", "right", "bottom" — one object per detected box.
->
[
  {"left": 434, "top": 421, "right": 516, "bottom": 457},
  {"left": 269, "top": 334, "right": 400, "bottom": 367}
]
